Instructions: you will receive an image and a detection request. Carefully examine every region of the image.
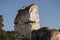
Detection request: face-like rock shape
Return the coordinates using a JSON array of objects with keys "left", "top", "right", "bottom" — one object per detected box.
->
[{"left": 14, "top": 4, "right": 40, "bottom": 40}]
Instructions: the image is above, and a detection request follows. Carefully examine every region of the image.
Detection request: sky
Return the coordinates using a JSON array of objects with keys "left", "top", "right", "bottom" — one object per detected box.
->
[{"left": 0, "top": 0, "right": 60, "bottom": 31}]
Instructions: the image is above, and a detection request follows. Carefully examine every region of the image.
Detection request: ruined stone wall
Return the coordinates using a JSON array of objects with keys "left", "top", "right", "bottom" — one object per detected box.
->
[{"left": 14, "top": 4, "right": 40, "bottom": 40}]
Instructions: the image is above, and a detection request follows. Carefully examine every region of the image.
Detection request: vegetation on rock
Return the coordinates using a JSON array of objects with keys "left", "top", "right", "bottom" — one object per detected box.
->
[{"left": 0, "top": 15, "right": 60, "bottom": 40}]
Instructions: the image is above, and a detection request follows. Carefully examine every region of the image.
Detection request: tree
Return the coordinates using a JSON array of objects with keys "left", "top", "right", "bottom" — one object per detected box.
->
[
  {"left": 6, "top": 31, "right": 15, "bottom": 40},
  {"left": 0, "top": 15, "right": 3, "bottom": 29}
]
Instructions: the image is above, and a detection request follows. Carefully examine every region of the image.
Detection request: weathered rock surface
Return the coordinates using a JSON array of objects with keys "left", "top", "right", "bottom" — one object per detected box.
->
[
  {"left": 50, "top": 29, "right": 60, "bottom": 40},
  {"left": 14, "top": 3, "right": 60, "bottom": 40},
  {"left": 14, "top": 4, "right": 40, "bottom": 40},
  {"left": 31, "top": 27, "right": 60, "bottom": 40}
]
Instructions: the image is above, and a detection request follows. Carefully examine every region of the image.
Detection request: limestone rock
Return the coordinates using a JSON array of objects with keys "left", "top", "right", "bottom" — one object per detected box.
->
[
  {"left": 14, "top": 4, "right": 40, "bottom": 40},
  {"left": 50, "top": 29, "right": 60, "bottom": 40}
]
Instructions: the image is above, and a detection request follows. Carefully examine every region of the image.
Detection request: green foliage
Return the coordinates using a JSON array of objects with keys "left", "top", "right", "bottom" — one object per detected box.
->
[
  {"left": 0, "top": 15, "right": 59, "bottom": 40},
  {"left": 0, "top": 15, "right": 3, "bottom": 22},
  {"left": 0, "top": 15, "right": 15, "bottom": 40},
  {"left": 0, "top": 29, "right": 9, "bottom": 40},
  {"left": 6, "top": 31, "right": 15, "bottom": 40},
  {"left": 0, "top": 29, "right": 15, "bottom": 40},
  {"left": 31, "top": 27, "right": 60, "bottom": 40},
  {"left": 39, "top": 28, "right": 51, "bottom": 40},
  {"left": 0, "top": 15, "right": 3, "bottom": 29},
  {"left": 0, "top": 26, "right": 59, "bottom": 40}
]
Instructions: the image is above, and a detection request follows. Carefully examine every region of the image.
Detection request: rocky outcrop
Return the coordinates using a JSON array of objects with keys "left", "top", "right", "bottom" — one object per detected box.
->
[
  {"left": 31, "top": 27, "right": 60, "bottom": 40},
  {"left": 50, "top": 29, "right": 60, "bottom": 40},
  {"left": 14, "top": 3, "right": 60, "bottom": 40},
  {"left": 14, "top": 4, "right": 40, "bottom": 40}
]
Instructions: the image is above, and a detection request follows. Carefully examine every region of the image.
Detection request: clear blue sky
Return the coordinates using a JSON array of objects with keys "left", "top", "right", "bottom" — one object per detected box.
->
[{"left": 0, "top": 0, "right": 60, "bottom": 31}]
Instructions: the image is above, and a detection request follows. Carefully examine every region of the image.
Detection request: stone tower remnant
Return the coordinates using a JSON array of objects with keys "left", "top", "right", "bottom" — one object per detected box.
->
[{"left": 14, "top": 4, "right": 40, "bottom": 40}]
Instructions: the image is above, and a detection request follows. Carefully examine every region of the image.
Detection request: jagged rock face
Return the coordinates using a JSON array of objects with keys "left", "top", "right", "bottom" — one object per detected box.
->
[
  {"left": 14, "top": 4, "right": 40, "bottom": 40},
  {"left": 29, "top": 4, "right": 40, "bottom": 30}
]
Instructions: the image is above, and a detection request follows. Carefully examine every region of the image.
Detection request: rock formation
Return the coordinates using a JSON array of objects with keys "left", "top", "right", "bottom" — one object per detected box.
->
[
  {"left": 50, "top": 29, "right": 60, "bottom": 40},
  {"left": 14, "top": 4, "right": 40, "bottom": 40},
  {"left": 31, "top": 27, "right": 60, "bottom": 40},
  {"left": 14, "top": 4, "right": 60, "bottom": 40}
]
